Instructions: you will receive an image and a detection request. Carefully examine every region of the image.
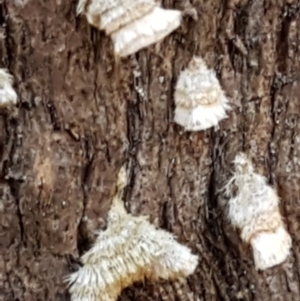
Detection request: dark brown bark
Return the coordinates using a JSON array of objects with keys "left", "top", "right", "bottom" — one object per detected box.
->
[{"left": 1, "top": 0, "right": 300, "bottom": 300}]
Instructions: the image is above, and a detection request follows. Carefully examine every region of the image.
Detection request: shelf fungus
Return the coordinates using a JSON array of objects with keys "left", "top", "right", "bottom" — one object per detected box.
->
[
  {"left": 0, "top": 69, "right": 18, "bottom": 108},
  {"left": 77, "top": 0, "right": 182, "bottom": 57},
  {"left": 66, "top": 167, "right": 199, "bottom": 301},
  {"left": 226, "top": 153, "right": 292, "bottom": 270},
  {"left": 174, "top": 56, "right": 230, "bottom": 131}
]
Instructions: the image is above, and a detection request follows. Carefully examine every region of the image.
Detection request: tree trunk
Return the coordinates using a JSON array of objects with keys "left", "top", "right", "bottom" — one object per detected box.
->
[{"left": 1, "top": 0, "right": 300, "bottom": 300}]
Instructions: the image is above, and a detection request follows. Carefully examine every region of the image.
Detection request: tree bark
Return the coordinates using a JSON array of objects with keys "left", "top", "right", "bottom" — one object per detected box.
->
[{"left": 1, "top": 0, "right": 300, "bottom": 300}]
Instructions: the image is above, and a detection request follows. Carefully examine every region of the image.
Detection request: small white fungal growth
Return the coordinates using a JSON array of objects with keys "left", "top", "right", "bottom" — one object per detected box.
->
[
  {"left": 0, "top": 69, "right": 18, "bottom": 108},
  {"left": 76, "top": 0, "right": 182, "bottom": 57},
  {"left": 67, "top": 167, "right": 199, "bottom": 301},
  {"left": 174, "top": 56, "right": 230, "bottom": 131},
  {"left": 226, "top": 153, "right": 292, "bottom": 270}
]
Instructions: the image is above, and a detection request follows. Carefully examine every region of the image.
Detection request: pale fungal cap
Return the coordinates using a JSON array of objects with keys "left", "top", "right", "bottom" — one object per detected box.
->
[
  {"left": 174, "top": 56, "right": 230, "bottom": 131},
  {"left": 0, "top": 69, "right": 18, "bottom": 108},
  {"left": 251, "top": 226, "right": 292, "bottom": 270},
  {"left": 111, "top": 7, "right": 182, "bottom": 57},
  {"left": 67, "top": 166, "right": 199, "bottom": 301},
  {"left": 227, "top": 153, "right": 292, "bottom": 270}
]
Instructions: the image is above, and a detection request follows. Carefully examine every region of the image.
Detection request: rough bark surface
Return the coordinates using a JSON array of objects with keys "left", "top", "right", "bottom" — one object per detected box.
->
[{"left": 0, "top": 0, "right": 300, "bottom": 300}]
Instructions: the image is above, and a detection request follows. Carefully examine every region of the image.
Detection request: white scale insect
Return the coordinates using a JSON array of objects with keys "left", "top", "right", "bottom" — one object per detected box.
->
[
  {"left": 226, "top": 153, "right": 292, "bottom": 270},
  {"left": 77, "top": 0, "right": 182, "bottom": 57}
]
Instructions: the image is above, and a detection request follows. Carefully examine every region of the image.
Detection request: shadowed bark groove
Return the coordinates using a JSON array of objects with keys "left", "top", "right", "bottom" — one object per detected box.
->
[{"left": 0, "top": 0, "right": 300, "bottom": 300}]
